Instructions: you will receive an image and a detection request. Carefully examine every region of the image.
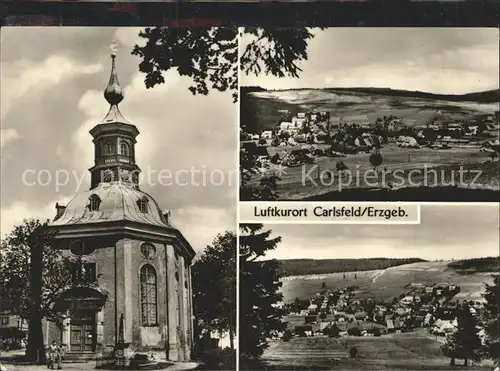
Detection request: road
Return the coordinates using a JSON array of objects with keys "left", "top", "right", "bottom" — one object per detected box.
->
[{"left": 372, "top": 269, "right": 387, "bottom": 283}]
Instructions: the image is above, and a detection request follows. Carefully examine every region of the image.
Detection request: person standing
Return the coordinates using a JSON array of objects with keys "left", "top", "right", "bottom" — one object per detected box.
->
[{"left": 47, "top": 341, "right": 62, "bottom": 370}]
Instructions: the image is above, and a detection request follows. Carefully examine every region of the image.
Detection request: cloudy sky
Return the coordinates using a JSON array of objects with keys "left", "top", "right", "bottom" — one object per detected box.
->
[
  {"left": 1, "top": 27, "right": 237, "bottom": 253},
  {"left": 242, "top": 28, "right": 499, "bottom": 94},
  {"left": 261, "top": 205, "right": 499, "bottom": 261}
]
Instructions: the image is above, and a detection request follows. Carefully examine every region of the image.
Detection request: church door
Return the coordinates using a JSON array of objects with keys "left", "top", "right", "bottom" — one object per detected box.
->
[{"left": 70, "top": 311, "right": 96, "bottom": 352}]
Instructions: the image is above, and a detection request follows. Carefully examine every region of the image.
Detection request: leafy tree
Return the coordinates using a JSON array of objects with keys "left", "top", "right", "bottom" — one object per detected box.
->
[
  {"left": 240, "top": 148, "right": 280, "bottom": 201},
  {"left": 325, "top": 323, "right": 340, "bottom": 338},
  {"left": 239, "top": 224, "right": 284, "bottom": 360},
  {"left": 482, "top": 274, "right": 500, "bottom": 364},
  {"left": 192, "top": 231, "right": 236, "bottom": 352},
  {"left": 132, "top": 27, "right": 316, "bottom": 103},
  {"left": 0, "top": 219, "right": 71, "bottom": 364},
  {"left": 282, "top": 330, "right": 292, "bottom": 342},
  {"left": 347, "top": 327, "right": 362, "bottom": 337},
  {"left": 364, "top": 299, "right": 376, "bottom": 321},
  {"left": 349, "top": 346, "right": 358, "bottom": 358},
  {"left": 441, "top": 303, "right": 482, "bottom": 366},
  {"left": 321, "top": 281, "right": 326, "bottom": 289}
]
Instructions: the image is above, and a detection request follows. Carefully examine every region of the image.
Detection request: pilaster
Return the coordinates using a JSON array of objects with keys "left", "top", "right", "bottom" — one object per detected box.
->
[{"left": 166, "top": 244, "right": 178, "bottom": 361}]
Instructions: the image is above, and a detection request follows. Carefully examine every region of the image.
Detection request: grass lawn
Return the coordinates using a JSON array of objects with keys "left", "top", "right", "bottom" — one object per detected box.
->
[{"left": 256, "top": 331, "right": 491, "bottom": 370}]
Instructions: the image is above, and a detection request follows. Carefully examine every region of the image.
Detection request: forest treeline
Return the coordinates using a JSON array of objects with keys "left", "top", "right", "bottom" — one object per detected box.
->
[
  {"left": 278, "top": 258, "right": 426, "bottom": 277},
  {"left": 448, "top": 257, "right": 499, "bottom": 273}
]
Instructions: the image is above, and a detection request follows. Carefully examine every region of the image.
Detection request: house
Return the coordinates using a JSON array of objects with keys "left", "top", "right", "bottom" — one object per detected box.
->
[
  {"left": 425, "top": 286, "right": 434, "bottom": 294},
  {"left": 0, "top": 312, "right": 27, "bottom": 346},
  {"left": 299, "top": 310, "right": 309, "bottom": 316},
  {"left": 261, "top": 130, "right": 273, "bottom": 139},
  {"left": 280, "top": 122, "right": 293, "bottom": 131},
  {"left": 308, "top": 304, "right": 318, "bottom": 311},
  {"left": 342, "top": 115, "right": 370, "bottom": 127},
  {"left": 401, "top": 296, "right": 415, "bottom": 305},
  {"left": 354, "top": 311, "right": 368, "bottom": 321},
  {"left": 395, "top": 307, "right": 406, "bottom": 316},
  {"left": 319, "top": 321, "right": 331, "bottom": 331}
]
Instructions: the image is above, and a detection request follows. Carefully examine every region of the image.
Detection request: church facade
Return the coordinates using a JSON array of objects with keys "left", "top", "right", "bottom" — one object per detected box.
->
[{"left": 42, "top": 49, "right": 196, "bottom": 362}]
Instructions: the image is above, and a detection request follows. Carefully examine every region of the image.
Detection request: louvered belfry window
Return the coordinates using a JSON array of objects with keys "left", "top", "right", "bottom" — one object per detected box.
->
[{"left": 140, "top": 264, "right": 157, "bottom": 326}]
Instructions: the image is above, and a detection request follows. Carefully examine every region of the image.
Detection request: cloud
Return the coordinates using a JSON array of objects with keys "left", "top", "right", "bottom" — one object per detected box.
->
[
  {"left": 1, "top": 55, "right": 102, "bottom": 118},
  {"left": 172, "top": 206, "right": 236, "bottom": 254},
  {"left": 0, "top": 128, "right": 20, "bottom": 148},
  {"left": 1, "top": 27, "right": 236, "bottom": 254},
  {"left": 263, "top": 205, "right": 500, "bottom": 261},
  {"left": 242, "top": 28, "right": 499, "bottom": 94}
]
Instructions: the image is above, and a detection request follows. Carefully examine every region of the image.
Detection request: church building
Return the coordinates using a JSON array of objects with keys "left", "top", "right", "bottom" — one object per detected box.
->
[{"left": 42, "top": 48, "right": 196, "bottom": 362}]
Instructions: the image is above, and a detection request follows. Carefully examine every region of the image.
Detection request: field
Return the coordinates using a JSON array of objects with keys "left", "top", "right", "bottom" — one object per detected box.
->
[
  {"left": 261, "top": 330, "right": 490, "bottom": 370},
  {"left": 241, "top": 88, "right": 499, "bottom": 201},
  {"left": 280, "top": 261, "right": 495, "bottom": 303},
  {"left": 241, "top": 88, "right": 498, "bottom": 134},
  {"left": 264, "top": 143, "right": 494, "bottom": 199}
]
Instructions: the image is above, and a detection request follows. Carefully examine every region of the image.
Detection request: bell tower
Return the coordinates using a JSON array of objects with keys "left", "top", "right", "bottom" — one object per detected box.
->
[{"left": 88, "top": 42, "right": 141, "bottom": 190}]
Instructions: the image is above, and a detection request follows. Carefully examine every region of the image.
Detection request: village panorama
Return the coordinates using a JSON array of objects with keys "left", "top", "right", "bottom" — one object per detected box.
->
[
  {"left": 245, "top": 205, "right": 499, "bottom": 371},
  {"left": 239, "top": 28, "right": 499, "bottom": 202}
]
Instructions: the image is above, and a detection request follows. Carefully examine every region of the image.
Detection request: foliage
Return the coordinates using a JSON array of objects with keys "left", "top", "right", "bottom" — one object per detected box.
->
[
  {"left": 448, "top": 257, "right": 500, "bottom": 273},
  {"left": 239, "top": 224, "right": 285, "bottom": 359},
  {"left": 0, "top": 219, "right": 71, "bottom": 324},
  {"left": 278, "top": 258, "right": 426, "bottom": 277},
  {"left": 0, "top": 219, "right": 72, "bottom": 364},
  {"left": 441, "top": 303, "right": 482, "bottom": 366},
  {"left": 324, "top": 323, "right": 340, "bottom": 338},
  {"left": 349, "top": 346, "right": 358, "bottom": 358},
  {"left": 347, "top": 327, "right": 362, "bottom": 337},
  {"left": 239, "top": 148, "right": 280, "bottom": 201},
  {"left": 192, "top": 231, "right": 236, "bottom": 350},
  {"left": 132, "top": 27, "right": 316, "bottom": 103},
  {"left": 482, "top": 274, "right": 500, "bottom": 363},
  {"left": 282, "top": 330, "right": 292, "bottom": 342}
]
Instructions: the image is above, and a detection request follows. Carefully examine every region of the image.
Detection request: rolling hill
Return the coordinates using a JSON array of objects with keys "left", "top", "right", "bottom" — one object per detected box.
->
[
  {"left": 279, "top": 261, "right": 495, "bottom": 304},
  {"left": 277, "top": 258, "right": 426, "bottom": 277},
  {"left": 240, "top": 86, "right": 498, "bottom": 134}
]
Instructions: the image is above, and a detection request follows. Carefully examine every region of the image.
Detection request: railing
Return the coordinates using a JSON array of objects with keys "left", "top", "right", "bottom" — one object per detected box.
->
[{"left": 102, "top": 155, "right": 132, "bottom": 164}]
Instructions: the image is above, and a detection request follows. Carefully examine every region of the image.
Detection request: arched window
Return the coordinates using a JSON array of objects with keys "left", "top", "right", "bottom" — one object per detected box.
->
[
  {"left": 140, "top": 265, "right": 157, "bottom": 326},
  {"left": 104, "top": 141, "right": 114, "bottom": 156},
  {"left": 88, "top": 194, "right": 101, "bottom": 211},
  {"left": 120, "top": 141, "right": 130, "bottom": 157},
  {"left": 137, "top": 197, "right": 149, "bottom": 213}
]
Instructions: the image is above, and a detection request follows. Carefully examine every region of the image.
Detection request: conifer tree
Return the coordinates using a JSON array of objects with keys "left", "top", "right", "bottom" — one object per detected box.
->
[
  {"left": 482, "top": 274, "right": 500, "bottom": 364},
  {"left": 441, "top": 303, "right": 482, "bottom": 366},
  {"left": 239, "top": 224, "right": 285, "bottom": 361}
]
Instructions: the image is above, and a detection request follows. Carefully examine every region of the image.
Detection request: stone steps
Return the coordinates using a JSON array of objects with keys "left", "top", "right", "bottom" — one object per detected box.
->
[{"left": 62, "top": 352, "right": 95, "bottom": 363}]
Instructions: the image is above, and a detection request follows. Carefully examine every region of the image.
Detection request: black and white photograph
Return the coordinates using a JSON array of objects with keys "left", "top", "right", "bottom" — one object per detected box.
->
[
  {"left": 240, "top": 28, "right": 500, "bottom": 202},
  {"left": 0, "top": 28, "right": 237, "bottom": 370},
  {"left": 239, "top": 204, "right": 500, "bottom": 370}
]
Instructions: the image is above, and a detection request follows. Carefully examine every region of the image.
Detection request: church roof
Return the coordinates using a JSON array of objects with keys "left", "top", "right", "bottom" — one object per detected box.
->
[{"left": 50, "top": 182, "right": 168, "bottom": 228}]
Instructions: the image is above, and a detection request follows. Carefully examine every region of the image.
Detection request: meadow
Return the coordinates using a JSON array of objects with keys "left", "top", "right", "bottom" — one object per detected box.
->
[
  {"left": 279, "top": 261, "right": 495, "bottom": 304},
  {"left": 261, "top": 330, "right": 491, "bottom": 370}
]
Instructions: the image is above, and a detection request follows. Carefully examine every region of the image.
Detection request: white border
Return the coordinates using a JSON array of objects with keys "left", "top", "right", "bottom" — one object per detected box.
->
[{"left": 235, "top": 26, "right": 242, "bottom": 371}]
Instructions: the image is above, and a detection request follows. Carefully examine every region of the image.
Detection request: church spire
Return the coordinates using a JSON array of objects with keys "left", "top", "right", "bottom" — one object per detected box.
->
[{"left": 104, "top": 41, "right": 124, "bottom": 106}]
